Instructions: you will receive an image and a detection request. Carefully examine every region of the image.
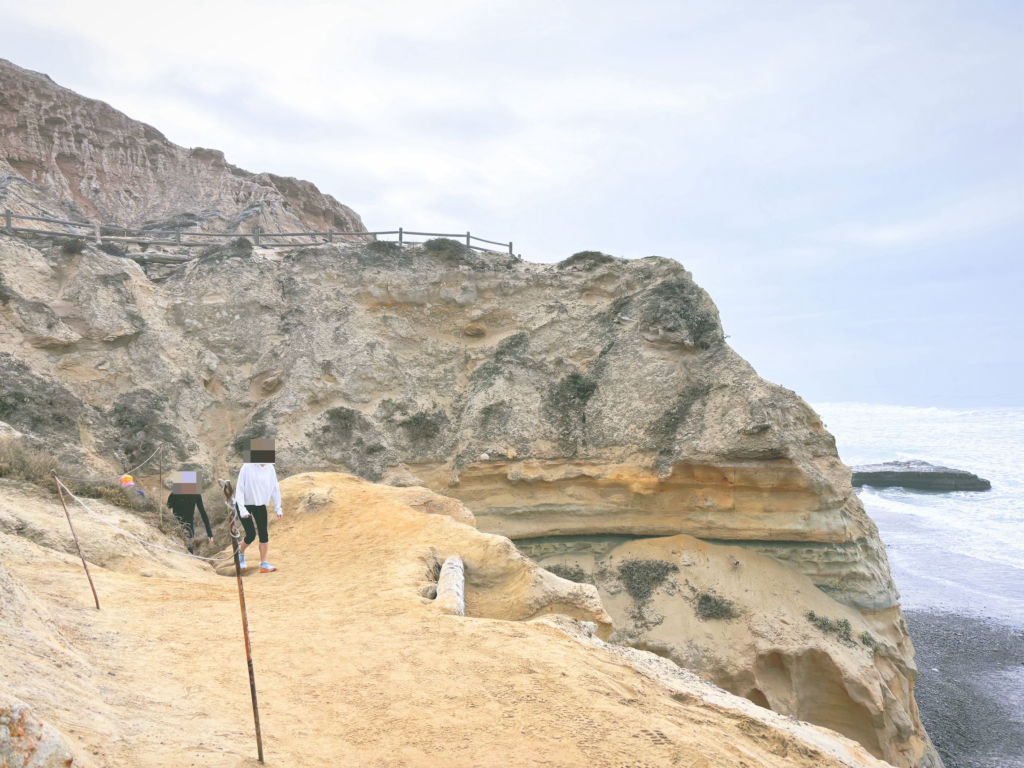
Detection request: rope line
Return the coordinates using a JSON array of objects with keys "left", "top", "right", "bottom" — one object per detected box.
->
[
  {"left": 58, "top": 443, "right": 166, "bottom": 484},
  {"left": 55, "top": 477, "right": 236, "bottom": 563}
]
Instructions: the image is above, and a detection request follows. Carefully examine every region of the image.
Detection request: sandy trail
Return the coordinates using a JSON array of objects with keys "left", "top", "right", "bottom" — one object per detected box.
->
[{"left": 1, "top": 474, "right": 886, "bottom": 768}]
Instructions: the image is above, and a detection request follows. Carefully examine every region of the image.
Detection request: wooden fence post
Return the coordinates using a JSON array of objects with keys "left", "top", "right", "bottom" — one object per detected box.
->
[
  {"left": 254, "top": 227, "right": 261, "bottom": 247},
  {"left": 175, "top": 228, "right": 181, "bottom": 246},
  {"left": 94, "top": 223, "right": 102, "bottom": 244},
  {"left": 328, "top": 229, "right": 333, "bottom": 244},
  {"left": 466, "top": 231, "right": 471, "bottom": 247},
  {"left": 509, "top": 242, "right": 513, "bottom": 257},
  {"left": 4, "top": 210, "right": 11, "bottom": 234},
  {"left": 398, "top": 227, "right": 403, "bottom": 247}
]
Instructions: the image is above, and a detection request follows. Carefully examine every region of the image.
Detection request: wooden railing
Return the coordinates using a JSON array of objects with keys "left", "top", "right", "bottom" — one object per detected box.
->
[{"left": 2, "top": 210, "right": 515, "bottom": 257}]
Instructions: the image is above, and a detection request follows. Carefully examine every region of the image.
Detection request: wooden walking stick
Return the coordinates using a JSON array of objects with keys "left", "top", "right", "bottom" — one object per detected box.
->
[
  {"left": 158, "top": 444, "right": 163, "bottom": 528},
  {"left": 220, "top": 479, "right": 265, "bottom": 764},
  {"left": 51, "top": 471, "right": 100, "bottom": 610}
]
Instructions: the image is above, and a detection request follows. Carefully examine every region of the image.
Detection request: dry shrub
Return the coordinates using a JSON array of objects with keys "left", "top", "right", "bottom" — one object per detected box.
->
[
  {"left": 0, "top": 436, "right": 159, "bottom": 515},
  {"left": 61, "top": 239, "right": 86, "bottom": 256},
  {"left": 0, "top": 436, "right": 65, "bottom": 485}
]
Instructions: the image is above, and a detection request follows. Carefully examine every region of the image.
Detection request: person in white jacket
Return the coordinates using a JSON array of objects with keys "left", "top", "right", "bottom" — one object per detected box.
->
[{"left": 233, "top": 439, "right": 283, "bottom": 573}]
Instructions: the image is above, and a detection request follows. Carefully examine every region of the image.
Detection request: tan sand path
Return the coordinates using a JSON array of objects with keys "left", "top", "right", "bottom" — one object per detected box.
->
[{"left": 1, "top": 474, "right": 887, "bottom": 767}]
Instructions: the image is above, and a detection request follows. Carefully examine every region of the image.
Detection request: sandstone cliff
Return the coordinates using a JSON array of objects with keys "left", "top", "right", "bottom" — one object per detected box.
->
[
  {"left": 0, "top": 58, "right": 365, "bottom": 237},
  {"left": 0, "top": 59, "right": 941, "bottom": 767},
  {"left": 0, "top": 235, "right": 940, "bottom": 766}
]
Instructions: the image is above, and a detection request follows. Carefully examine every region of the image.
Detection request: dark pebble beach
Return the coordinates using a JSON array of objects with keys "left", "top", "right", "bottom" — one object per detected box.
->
[{"left": 905, "top": 611, "right": 1024, "bottom": 768}]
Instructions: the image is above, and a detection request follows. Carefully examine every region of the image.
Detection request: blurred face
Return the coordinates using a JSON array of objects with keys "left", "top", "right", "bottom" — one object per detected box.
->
[
  {"left": 171, "top": 470, "right": 199, "bottom": 494},
  {"left": 243, "top": 438, "right": 275, "bottom": 464}
]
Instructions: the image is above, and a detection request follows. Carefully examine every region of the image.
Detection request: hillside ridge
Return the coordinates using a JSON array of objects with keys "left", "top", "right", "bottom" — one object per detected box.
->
[{"left": 0, "top": 58, "right": 365, "bottom": 236}]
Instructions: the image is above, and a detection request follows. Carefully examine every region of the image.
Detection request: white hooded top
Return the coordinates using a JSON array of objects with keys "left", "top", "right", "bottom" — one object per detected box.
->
[{"left": 233, "top": 463, "right": 282, "bottom": 515}]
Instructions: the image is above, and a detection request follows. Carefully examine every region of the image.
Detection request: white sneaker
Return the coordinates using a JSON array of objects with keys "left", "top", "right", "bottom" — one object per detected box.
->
[{"left": 238, "top": 553, "right": 247, "bottom": 570}]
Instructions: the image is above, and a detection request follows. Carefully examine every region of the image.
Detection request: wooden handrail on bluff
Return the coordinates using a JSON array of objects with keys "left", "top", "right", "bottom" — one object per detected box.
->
[{"left": 2, "top": 209, "right": 516, "bottom": 258}]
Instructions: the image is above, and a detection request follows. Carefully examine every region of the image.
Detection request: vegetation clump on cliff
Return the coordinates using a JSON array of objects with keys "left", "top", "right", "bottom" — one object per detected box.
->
[
  {"left": 807, "top": 611, "right": 854, "bottom": 644},
  {"left": 0, "top": 354, "right": 87, "bottom": 439},
  {"left": 651, "top": 381, "right": 711, "bottom": 469},
  {"left": 556, "top": 250, "right": 617, "bottom": 271},
  {"left": 639, "top": 278, "right": 722, "bottom": 350},
  {"left": 310, "top": 406, "right": 390, "bottom": 481},
  {"left": 693, "top": 588, "right": 740, "bottom": 621},
  {"left": 617, "top": 558, "right": 679, "bottom": 603},
  {"left": 546, "top": 371, "right": 599, "bottom": 450},
  {"left": 397, "top": 411, "right": 442, "bottom": 441},
  {"left": 109, "top": 389, "right": 183, "bottom": 467},
  {"left": 544, "top": 563, "right": 590, "bottom": 584},
  {"left": 471, "top": 332, "right": 530, "bottom": 388},
  {"left": 60, "top": 239, "right": 86, "bottom": 256},
  {"left": 358, "top": 240, "right": 411, "bottom": 268}
]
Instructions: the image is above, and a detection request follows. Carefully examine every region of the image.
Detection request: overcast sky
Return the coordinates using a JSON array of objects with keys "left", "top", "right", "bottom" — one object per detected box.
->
[{"left": 3, "top": 0, "right": 1021, "bottom": 407}]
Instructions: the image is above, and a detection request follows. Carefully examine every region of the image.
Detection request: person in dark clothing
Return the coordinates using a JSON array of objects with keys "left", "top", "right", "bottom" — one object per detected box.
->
[{"left": 166, "top": 470, "right": 213, "bottom": 554}]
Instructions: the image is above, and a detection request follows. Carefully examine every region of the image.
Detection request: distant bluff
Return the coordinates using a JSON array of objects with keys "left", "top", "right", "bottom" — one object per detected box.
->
[{"left": 0, "top": 58, "right": 365, "bottom": 235}]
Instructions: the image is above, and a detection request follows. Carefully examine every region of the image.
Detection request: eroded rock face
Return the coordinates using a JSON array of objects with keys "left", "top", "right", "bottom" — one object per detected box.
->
[
  {"left": 530, "top": 535, "right": 940, "bottom": 768},
  {"left": 0, "top": 58, "right": 365, "bottom": 237}
]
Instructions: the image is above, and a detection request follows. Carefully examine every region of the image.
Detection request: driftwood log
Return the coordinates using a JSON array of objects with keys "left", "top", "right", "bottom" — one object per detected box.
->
[{"left": 435, "top": 555, "right": 465, "bottom": 616}]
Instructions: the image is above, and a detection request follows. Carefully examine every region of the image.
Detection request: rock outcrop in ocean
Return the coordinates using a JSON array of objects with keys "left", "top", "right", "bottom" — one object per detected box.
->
[
  {"left": 0, "top": 58, "right": 941, "bottom": 767},
  {"left": 852, "top": 460, "right": 991, "bottom": 492}
]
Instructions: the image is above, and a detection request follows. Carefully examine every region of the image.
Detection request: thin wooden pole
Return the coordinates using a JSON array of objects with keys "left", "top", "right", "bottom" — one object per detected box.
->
[
  {"left": 221, "top": 480, "right": 265, "bottom": 764},
  {"left": 158, "top": 445, "right": 163, "bottom": 528},
  {"left": 398, "top": 227, "right": 403, "bottom": 247},
  {"left": 51, "top": 472, "right": 100, "bottom": 610},
  {"left": 4, "top": 209, "right": 11, "bottom": 234}
]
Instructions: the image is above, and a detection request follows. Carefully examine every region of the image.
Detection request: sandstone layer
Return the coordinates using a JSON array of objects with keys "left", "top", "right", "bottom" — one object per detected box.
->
[
  {"left": 0, "top": 472, "right": 889, "bottom": 768},
  {"left": 0, "top": 58, "right": 365, "bottom": 238}
]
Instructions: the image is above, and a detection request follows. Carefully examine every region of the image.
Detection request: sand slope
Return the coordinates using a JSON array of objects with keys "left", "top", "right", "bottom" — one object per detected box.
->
[{"left": 1, "top": 473, "right": 889, "bottom": 767}]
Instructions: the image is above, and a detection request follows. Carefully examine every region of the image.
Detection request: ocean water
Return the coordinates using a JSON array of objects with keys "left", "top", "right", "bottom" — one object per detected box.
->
[{"left": 812, "top": 403, "right": 1024, "bottom": 627}]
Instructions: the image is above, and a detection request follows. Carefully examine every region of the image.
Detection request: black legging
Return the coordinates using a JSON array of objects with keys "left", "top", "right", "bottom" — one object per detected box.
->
[{"left": 240, "top": 505, "right": 269, "bottom": 544}]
